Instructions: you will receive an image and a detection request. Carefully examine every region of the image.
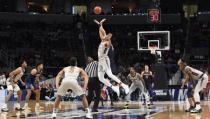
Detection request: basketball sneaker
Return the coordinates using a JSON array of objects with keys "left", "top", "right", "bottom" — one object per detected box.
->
[
  {"left": 15, "top": 103, "right": 25, "bottom": 111},
  {"left": 1, "top": 104, "right": 9, "bottom": 112},
  {"left": 51, "top": 112, "right": 57, "bottom": 119},
  {"left": 51, "top": 108, "right": 58, "bottom": 119},
  {"left": 185, "top": 106, "right": 194, "bottom": 112},
  {"left": 190, "top": 108, "right": 202, "bottom": 113},
  {"left": 86, "top": 112, "right": 93, "bottom": 119},
  {"left": 190, "top": 105, "right": 202, "bottom": 113}
]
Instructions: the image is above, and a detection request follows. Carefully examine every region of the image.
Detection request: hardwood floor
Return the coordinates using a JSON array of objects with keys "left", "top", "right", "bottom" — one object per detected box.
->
[{"left": 0, "top": 101, "right": 209, "bottom": 119}]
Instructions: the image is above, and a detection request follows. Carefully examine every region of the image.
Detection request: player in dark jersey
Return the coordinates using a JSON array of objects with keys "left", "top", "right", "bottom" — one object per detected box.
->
[
  {"left": 141, "top": 65, "right": 154, "bottom": 104},
  {"left": 24, "top": 62, "right": 44, "bottom": 110}
]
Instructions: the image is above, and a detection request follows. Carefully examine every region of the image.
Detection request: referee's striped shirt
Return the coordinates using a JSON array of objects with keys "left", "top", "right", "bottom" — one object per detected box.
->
[{"left": 85, "top": 61, "right": 98, "bottom": 78}]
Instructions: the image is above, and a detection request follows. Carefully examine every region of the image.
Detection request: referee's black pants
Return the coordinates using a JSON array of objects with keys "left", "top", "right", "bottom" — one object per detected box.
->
[{"left": 87, "top": 77, "right": 101, "bottom": 110}]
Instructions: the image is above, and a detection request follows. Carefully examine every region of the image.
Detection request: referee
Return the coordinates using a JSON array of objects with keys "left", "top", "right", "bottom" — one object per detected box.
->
[{"left": 85, "top": 57, "right": 101, "bottom": 112}]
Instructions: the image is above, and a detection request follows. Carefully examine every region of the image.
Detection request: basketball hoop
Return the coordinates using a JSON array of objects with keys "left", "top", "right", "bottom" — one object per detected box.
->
[{"left": 149, "top": 46, "right": 158, "bottom": 54}]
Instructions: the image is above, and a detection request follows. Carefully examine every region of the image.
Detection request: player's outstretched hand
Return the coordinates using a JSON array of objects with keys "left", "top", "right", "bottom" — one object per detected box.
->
[
  {"left": 100, "top": 18, "right": 106, "bottom": 25},
  {"left": 94, "top": 19, "right": 100, "bottom": 25}
]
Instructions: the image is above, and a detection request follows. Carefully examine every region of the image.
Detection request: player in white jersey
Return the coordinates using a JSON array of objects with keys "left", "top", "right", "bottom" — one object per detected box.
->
[
  {"left": 178, "top": 59, "right": 208, "bottom": 113},
  {"left": 94, "top": 18, "right": 129, "bottom": 96},
  {"left": 125, "top": 67, "right": 150, "bottom": 107},
  {"left": 51, "top": 57, "right": 92, "bottom": 118},
  {"left": 1, "top": 60, "right": 27, "bottom": 112}
]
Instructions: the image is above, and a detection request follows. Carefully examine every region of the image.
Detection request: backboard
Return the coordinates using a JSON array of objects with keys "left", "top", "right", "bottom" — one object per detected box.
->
[{"left": 137, "top": 31, "right": 170, "bottom": 51}]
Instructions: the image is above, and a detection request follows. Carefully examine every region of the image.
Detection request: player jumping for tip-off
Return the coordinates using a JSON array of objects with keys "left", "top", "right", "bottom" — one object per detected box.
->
[{"left": 94, "top": 18, "right": 129, "bottom": 96}]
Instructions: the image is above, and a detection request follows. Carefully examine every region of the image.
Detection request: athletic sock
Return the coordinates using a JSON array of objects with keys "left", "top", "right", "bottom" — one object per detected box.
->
[
  {"left": 85, "top": 108, "right": 91, "bottom": 114},
  {"left": 53, "top": 108, "right": 58, "bottom": 114}
]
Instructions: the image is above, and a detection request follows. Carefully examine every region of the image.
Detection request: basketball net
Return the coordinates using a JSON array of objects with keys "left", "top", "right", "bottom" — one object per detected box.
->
[{"left": 149, "top": 46, "right": 158, "bottom": 54}]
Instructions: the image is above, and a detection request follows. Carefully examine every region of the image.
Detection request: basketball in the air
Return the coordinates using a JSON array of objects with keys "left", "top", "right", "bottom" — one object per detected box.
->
[{"left": 94, "top": 6, "right": 102, "bottom": 15}]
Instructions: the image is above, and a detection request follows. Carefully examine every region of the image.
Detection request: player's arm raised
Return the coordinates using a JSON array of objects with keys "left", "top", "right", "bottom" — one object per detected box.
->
[
  {"left": 55, "top": 69, "right": 64, "bottom": 89},
  {"left": 80, "top": 68, "right": 89, "bottom": 91},
  {"left": 99, "top": 25, "right": 106, "bottom": 41},
  {"left": 94, "top": 19, "right": 107, "bottom": 41}
]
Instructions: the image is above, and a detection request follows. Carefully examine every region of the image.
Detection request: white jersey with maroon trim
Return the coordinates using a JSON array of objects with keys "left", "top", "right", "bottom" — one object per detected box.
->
[
  {"left": 6, "top": 67, "right": 25, "bottom": 84},
  {"left": 98, "top": 42, "right": 110, "bottom": 61},
  {"left": 184, "top": 66, "right": 203, "bottom": 80},
  {"left": 57, "top": 66, "right": 84, "bottom": 97},
  {"left": 63, "top": 66, "right": 80, "bottom": 81},
  {"left": 127, "top": 73, "right": 141, "bottom": 84}
]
